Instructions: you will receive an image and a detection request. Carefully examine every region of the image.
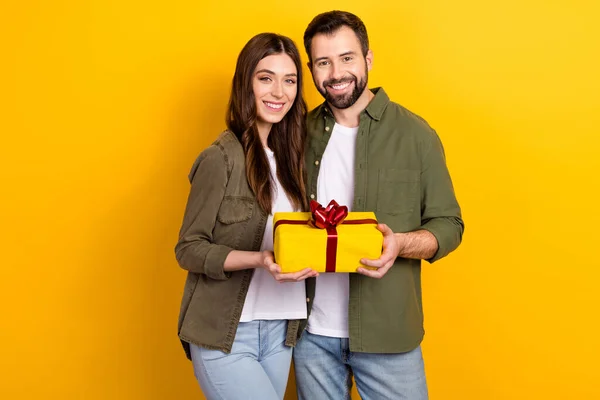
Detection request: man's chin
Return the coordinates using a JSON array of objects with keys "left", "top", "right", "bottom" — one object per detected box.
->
[{"left": 326, "top": 95, "right": 353, "bottom": 110}]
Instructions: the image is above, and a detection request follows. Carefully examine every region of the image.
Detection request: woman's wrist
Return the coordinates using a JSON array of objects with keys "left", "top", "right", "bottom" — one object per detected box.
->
[
  {"left": 257, "top": 250, "right": 269, "bottom": 269},
  {"left": 223, "top": 250, "right": 268, "bottom": 271}
]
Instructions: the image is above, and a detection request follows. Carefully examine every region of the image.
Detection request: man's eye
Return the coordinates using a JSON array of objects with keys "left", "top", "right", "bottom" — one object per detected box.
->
[
  {"left": 317, "top": 61, "right": 329, "bottom": 67},
  {"left": 343, "top": 56, "right": 353, "bottom": 62}
]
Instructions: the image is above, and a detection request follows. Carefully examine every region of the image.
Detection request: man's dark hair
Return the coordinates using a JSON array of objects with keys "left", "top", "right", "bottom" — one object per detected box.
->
[{"left": 303, "top": 10, "right": 369, "bottom": 63}]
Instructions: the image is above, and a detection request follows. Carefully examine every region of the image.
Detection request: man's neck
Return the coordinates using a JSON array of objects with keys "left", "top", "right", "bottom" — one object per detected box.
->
[{"left": 329, "top": 88, "right": 374, "bottom": 128}]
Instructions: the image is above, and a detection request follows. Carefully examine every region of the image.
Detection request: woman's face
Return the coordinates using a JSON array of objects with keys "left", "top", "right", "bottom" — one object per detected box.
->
[{"left": 252, "top": 53, "right": 298, "bottom": 134}]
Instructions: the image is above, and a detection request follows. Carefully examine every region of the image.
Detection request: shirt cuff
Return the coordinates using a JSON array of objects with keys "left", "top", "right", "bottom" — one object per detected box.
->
[
  {"left": 205, "top": 245, "right": 234, "bottom": 280},
  {"left": 419, "top": 217, "right": 462, "bottom": 263}
]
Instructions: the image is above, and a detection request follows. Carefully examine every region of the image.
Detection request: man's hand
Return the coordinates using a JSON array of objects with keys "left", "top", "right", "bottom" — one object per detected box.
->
[
  {"left": 261, "top": 251, "right": 319, "bottom": 282},
  {"left": 357, "top": 225, "right": 439, "bottom": 278},
  {"left": 357, "top": 224, "right": 402, "bottom": 279}
]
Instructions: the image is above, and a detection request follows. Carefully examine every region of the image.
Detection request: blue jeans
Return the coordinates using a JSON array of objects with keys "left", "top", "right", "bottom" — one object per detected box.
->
[
  {"left": 293, "top": 331, "right": 428, "bottom": 400},
  {"left": 189, "top": 320, "right": 292, "bottom": 400}
]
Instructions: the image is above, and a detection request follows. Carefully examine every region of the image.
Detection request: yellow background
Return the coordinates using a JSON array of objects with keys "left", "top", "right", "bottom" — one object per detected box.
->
[{"left": 1, "top": 1, "right": 599, "bottom": 399}]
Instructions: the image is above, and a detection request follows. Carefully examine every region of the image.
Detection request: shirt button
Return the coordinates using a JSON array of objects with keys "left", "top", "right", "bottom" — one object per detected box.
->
[
  {"left": 310, "top": 194, "right": 315, "bottom": 199},
  {"left": 315, "top": 160, "right": 320, "bottom": 166},
  {"left": 325, "top": 126, "right": 330, "bottom": 132},
  {"left": 306, "top": 297, "right": 310, "bottom": 303}
]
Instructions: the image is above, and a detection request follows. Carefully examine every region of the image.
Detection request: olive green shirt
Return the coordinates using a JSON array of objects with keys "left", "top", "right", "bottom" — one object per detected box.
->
[
  {"left": 175, "top": 131, "right": 301, "bottom": 358},
  {"left": 302, "top": 87, "right": 464, "bottom": 353}
]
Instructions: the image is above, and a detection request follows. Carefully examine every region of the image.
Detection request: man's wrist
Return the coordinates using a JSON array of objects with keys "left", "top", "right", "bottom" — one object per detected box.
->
[{"left": 394, "top": 233, "right": 405, "bottom": 257}]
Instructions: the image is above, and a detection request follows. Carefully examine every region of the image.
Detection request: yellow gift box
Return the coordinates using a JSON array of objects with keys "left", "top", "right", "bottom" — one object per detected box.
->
[{"left": 273, "top": 211, "right": 383, "bottom": 273}]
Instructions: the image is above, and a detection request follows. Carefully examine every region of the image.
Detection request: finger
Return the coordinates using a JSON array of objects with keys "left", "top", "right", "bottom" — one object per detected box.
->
[
  {"left": 263, "top": 256, "right": 273, "bottom": 268},
  {"left": 275, "top": 268, "right": 314, "bottom": 282},
  {"left": 358, "top": 263, "right": 393, "bottom": 278},
  {"left": 376, "top": 223, "right": 393, "bottom": 235},
  {"left": 356, "top": 267, "right": 384, "bottom": 279},
  {"left": 292, "top": 268, "right": 319, "bottom": 281},
  {"left": 360, "top": 260, "right": 394, "bottom": 276},
  {"left": 289, "top": 269, "right": 315, "bottom": 282},
  {"left": 291, "top": 268, "right": 318, "bottom": 280},
  {"left": 268, "top": 263, "right": 282, "bottom": 274},
  {"left": 359, "top": 256, "right": 392, "bottom": 268}
]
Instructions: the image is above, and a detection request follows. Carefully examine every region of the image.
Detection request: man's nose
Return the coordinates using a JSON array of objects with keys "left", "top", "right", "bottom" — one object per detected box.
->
[{"left": 330, "top": 62, "right": 344, "bottom": 81}]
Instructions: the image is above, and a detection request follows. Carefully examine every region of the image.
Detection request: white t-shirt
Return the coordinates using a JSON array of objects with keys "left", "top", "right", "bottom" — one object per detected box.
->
[
  {"left": 307, "top": 123, "right": 359, "bottom": 338},
  {"left": 239, "top": 148, "right": 307, "bottom": 322}
]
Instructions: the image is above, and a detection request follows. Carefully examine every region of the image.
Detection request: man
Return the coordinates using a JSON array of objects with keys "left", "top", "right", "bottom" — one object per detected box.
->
[{"left": 293, "top": 11, "right": 464, "bottom": 399}]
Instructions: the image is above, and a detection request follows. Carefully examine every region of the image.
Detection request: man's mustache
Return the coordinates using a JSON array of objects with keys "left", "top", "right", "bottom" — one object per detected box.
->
[{"left": 323, "top": 76, "right": 356, "bottom": 87}]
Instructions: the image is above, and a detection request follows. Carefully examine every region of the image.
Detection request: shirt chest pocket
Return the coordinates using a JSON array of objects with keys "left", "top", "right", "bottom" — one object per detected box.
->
[
  {"left": 217, "top": 196, "right": 254, "bottom": 224},
  {"left": 376, "top": 169, "right": 420, "bottom": 215},
  {"left": 215, "top": 196, "right": 255, "bottom": 249}
]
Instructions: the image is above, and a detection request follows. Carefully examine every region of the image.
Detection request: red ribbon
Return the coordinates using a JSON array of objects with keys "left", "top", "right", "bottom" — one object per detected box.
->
[
  {"left": 274, "top": 200, "right": 377, "bottom": 273},
  {"left": 309, "top": 200, "right": 347, "bottom": 272}
]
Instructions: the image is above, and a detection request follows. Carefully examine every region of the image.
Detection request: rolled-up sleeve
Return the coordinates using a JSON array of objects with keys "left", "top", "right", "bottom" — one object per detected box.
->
[
  {"left": 419, "top": 131, "right": 464, "bottom": 263},
  {"left": 175, "top": 146, "right": 233, "bottom": 280}
]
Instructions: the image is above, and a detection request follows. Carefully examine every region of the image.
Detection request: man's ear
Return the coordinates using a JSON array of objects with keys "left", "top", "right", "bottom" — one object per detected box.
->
[{"left": 366, "top": 49, "right": 374, "bottom": 72}]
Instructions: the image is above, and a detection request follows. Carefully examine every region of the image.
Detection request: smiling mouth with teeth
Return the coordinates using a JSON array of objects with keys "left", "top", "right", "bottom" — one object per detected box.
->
[
  {"left": 329, "top": 82, "right": 352, "bottom": 90},
  {"left": 264, "top": 101, "right": 284, "bottom": 110}
]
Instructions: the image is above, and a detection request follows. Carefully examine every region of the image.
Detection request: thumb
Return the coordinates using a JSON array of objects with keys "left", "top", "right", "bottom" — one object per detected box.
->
[{"left": 377, "top": 223, "right": 392, "bottom": 235}]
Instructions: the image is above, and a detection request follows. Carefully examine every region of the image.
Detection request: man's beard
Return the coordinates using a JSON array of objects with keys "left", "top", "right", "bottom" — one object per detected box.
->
[{"left": 318, "top": 71, "right": 368, "bottom": 110}]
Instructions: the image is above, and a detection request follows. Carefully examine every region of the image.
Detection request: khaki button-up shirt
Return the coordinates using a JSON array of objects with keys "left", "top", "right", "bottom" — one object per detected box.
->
[
  {"left": 301, "top": 88, "right": 464, "bottom": 353},
  {"left": 175, "top": 131, "right": 301, "bottom": 358}
]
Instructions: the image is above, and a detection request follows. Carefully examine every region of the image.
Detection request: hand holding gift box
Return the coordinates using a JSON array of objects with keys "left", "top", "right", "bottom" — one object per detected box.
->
[{"left": 273, "top": 200, "right": 384, "bottom": 273}]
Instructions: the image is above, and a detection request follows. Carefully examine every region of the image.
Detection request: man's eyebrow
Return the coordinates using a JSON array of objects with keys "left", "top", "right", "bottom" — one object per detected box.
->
[
  {"left": 313, "top": 51, "right": 357, "bottom": 63},
  {"left": 255, "top": 69, "right": 297, "bottom": 77}
]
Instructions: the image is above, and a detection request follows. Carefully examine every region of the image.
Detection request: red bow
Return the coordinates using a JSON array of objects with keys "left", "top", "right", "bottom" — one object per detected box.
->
[{"left": 310, "top": 200, "right": 348, "bottom": 229}]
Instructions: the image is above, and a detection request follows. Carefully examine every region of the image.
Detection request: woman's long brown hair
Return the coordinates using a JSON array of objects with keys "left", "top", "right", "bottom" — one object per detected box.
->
[{"left": 227, "top": 33, "right": 308, "bottom": 214}]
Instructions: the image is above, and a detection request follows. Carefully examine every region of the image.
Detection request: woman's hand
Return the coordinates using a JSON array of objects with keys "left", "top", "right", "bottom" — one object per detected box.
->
[{"left": 260, "top": 251, "right": 319, "bottom": 283}]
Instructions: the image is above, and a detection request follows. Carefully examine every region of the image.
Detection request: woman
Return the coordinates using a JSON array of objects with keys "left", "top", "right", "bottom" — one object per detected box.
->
[{"left": 175, "top": 33, "right": 317, "bottom": 399}]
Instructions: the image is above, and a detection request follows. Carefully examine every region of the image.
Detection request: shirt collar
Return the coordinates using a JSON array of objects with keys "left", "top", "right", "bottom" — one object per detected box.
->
[{"left": 364, "top": 87, "right": 389, "bottom": 121}]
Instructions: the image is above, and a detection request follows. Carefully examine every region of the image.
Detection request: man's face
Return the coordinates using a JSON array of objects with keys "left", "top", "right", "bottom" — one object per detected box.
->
[{"left": 308, "top": 26, "right": 373, "bottom": 110}]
